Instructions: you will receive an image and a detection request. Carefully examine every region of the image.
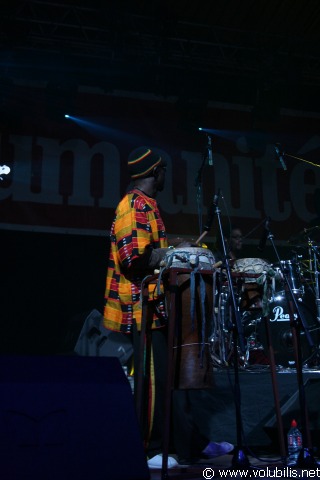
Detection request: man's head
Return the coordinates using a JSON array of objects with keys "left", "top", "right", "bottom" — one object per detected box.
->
[
  {"left": 128, "top": 146, "right": 167, "bottom": 193},
  {"left": 227, "top": 226, "right": 243, "bottom": 258}
]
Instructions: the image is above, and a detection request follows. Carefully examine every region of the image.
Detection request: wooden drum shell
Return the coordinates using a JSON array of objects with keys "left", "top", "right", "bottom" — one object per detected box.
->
[{"left": 165, "top": 270, "right": 215, "bottom": 389}]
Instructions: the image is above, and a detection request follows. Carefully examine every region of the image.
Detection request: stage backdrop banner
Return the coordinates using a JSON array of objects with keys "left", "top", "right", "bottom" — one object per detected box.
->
[{"left": 0, "top": 84, "right": 320, "bottom": 243}]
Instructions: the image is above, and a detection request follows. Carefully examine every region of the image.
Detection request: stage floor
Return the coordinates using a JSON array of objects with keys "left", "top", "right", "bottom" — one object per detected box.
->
[
  {"left": 148, "top": 366, "right": 320, "bottom": 479},
  {"left": 149, "top": 452, "right": 320, "bottom": 479},
  {"left": 176, "top": 366, "right": 320, "bottom": 451}
]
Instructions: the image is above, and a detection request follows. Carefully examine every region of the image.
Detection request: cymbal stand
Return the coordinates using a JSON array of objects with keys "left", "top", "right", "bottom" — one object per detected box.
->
[
  {"left": 266, "top": 228, "right": 317, "bottom": 467},
  {"left": 308, "top": 239, "right": 320, "bottom": 323},
  {"left": 215, "top": 201, "right": 250, "bottom": 468}
]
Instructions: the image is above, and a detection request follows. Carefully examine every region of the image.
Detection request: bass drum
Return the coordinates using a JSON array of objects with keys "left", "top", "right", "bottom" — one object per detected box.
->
[{"left": 258, "top": 292, "right": 320, "bottom": 368}]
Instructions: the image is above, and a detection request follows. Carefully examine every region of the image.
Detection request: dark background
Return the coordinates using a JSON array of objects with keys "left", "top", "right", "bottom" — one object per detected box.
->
[
  {"left": 0, "top": 230, "right": 109, "bottom": 354},
  {"left": 1, "top": 1, "right": 320, "bottom": 114},
  {"left": 1, "top": 1, "right": 320, "bottom": 354},
  {"left": 0, "top": 227, "right": 306, "bottom": 355}
]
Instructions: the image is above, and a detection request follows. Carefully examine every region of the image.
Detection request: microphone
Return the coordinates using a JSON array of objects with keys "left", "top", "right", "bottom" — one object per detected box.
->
[
  {"left": 257, "top": 217, "right": 271, "bottom": 252},
  {"left": 274, "top": 144, "right": 287, "bottom": 171},
  {"left": 207, "top": 135, "right": 213, "bottom": 166},
  {"left": 204, "top": 189, "right": 220, "bottom": 231}
]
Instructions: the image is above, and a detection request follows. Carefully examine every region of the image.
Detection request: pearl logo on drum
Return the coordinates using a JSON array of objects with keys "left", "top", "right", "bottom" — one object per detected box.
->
[{"left": 270, "top": 304, "right": 297, "bottom": 322}]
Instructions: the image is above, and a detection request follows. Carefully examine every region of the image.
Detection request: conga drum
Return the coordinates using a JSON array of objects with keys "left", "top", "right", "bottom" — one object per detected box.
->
[{"left": 163, "top": 247, "right": 216, "bottom": 389}]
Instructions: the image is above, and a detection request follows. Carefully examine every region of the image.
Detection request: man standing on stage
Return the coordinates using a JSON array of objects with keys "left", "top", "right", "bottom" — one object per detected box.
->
[
  {"left": 103, "top": 146, "right": 233, "bottom": 469},
  {"left": 103, "top": 146, "right": 181, "bottom": 468}
]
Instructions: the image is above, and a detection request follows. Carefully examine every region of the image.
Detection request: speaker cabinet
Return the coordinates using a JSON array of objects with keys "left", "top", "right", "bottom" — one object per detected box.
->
[
  {"left": 61, "top": 309, "right": 133, "bottom": 365},
  {"left": 0, "top": 355, "right": 149, "bottom": 480}
]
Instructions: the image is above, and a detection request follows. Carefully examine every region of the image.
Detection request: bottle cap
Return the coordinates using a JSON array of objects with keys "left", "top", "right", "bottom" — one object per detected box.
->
[{"left": 291, "top": 419, "right": 297, "bottom": 427}]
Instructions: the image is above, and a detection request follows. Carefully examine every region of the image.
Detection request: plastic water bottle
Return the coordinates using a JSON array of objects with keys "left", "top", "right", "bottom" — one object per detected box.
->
[{"left": 287, "top": 419, "right": 303, "bottom": 465}]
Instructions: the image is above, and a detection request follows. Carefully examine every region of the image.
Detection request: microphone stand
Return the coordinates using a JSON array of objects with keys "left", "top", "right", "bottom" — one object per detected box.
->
[
  {"left": 194, "top": 150, "right": 208, "bottom": 239},
  {"left": 194, "top": 153, "right": 206, "bottom": 190},
  {"left": 214, "top": 199, "right": 250, "bottom": 469},
  {"left": 265, "top": 227, "right": 317, "bottom": 467},
  {"left": 194, "top": 132, "right": 215, "bottom": 240}
]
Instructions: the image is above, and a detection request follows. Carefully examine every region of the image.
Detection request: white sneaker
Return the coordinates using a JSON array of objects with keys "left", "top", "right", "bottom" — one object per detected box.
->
[{"left": 147, "top": 454, "right": 179, "bottom": 469}]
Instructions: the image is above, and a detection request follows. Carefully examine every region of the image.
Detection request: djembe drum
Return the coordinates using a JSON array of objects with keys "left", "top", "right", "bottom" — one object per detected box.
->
[
  {"left": 163, "top": 247, "right": 216, "bottom": 389},
  {"left": 232, "top": 257, "right": 271, "bottom": 311}
]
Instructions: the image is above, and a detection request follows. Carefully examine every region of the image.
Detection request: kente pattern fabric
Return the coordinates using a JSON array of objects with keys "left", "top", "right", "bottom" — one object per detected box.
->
[{"left": 103, "top": 188, "right": 168, "bottom": 333}]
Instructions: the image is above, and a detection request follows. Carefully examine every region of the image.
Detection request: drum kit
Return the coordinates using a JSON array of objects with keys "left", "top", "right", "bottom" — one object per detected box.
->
[
  {"left": 210, "top": 227, "right": 320, "bottom": 369},
  {"left": 158, "top": 227, "right": 320, "bottom": 468},
  {"left": 162, "top": 227, "right": 320, "bottom": 372}
]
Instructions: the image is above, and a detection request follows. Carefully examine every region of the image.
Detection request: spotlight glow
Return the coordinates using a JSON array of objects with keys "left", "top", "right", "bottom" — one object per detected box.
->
[{"left": 59, "top": 114, "right": 145, "bottom": 143}]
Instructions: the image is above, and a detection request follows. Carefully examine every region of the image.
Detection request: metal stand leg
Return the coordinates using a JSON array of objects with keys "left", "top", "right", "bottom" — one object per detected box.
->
[
  {"left": 287, "top": 298, "right": 316, "bottom": 467},
  {"left": 135, "top": 275, "right": 159, "bottom": 448},
  {"left": 263, "top": 315, "right": 287, "bottom": 463},
  {"left": 267, "top": 230, "right": 317, "bottom": 467},
  {"left": 161, "top": 269, "right": 178, "bottom": 479},
  {"left": 135, "top": 280, "right": 150, "bottom": 431}
]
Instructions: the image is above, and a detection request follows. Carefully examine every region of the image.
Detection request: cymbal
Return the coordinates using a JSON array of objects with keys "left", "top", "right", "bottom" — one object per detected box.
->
[{"left": 287, "top": 225, "right": 320, "bottom": 243}]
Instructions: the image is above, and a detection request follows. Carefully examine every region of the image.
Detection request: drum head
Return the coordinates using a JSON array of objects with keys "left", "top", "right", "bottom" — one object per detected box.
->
[
  {"left": 233, "top": 258, "right": 270, "bottom": 283},
  {"left": 258, "top": 293, "right": 319, "bottom": 368},
  {"left": 165, "top": 247, "right": 215, "bottom": 270}
]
